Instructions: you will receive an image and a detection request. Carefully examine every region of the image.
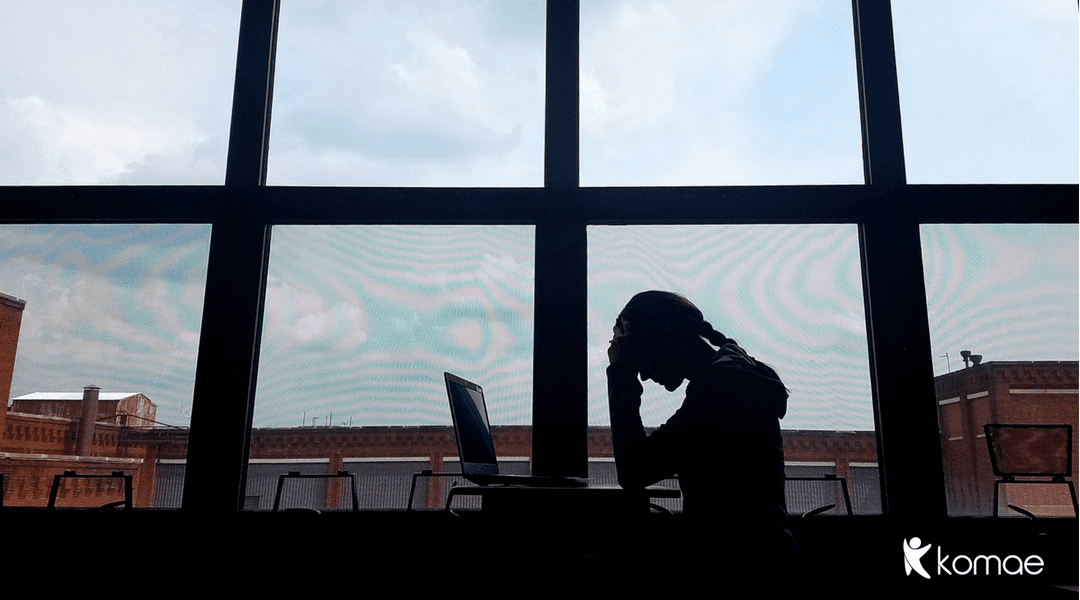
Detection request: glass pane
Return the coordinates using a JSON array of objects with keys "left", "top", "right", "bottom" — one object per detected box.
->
[
  {"left": 580, "top": 0, "right": 863, "bottom": 186},
  {"left": 0, "top": 225, "right": 212, "bottom": 508},
  {"left": 921, "top": 224, "right": 1079, "bottom": 516},
  {"left": 0, "top": 1, "right": 242, "bottom": 185},
  {"left": 893, "top": 1, "right": 1079, "bottom": 183},
  {"left": 588, "top": 225, "right": 879, "bottom": 514},
  {"left": 267, "top": 1, "right": 546, "bottom": 187},
  {"left": 247, "top": 225, "right": 534, "bottom": 511}
]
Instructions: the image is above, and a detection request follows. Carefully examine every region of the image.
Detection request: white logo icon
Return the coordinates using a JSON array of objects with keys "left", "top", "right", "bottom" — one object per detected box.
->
[{"left": 903, "top": 537, "right": 932, "bottom": 579}]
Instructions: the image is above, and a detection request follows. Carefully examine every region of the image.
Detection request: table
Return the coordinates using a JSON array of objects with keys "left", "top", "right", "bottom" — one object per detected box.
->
[{"left": 444, "top": 483, "right": 680, "bottom": 516}]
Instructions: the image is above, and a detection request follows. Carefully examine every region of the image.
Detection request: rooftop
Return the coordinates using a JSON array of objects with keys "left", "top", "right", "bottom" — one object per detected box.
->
[{"left": 12, "top": 392, "right": 146, "bottom": 401}]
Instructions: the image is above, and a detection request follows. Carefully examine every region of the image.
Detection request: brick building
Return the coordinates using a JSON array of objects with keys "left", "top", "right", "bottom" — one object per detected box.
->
[
  {"left": 936, "top": 360, "right": 1079, "bottom": 516},
  {"left": 2, "top": 362, "right": 1076, "bottom": 515},
  {"left": 10, "top": 391, "right": 157, "bottom": 427},
  {"left": 0, "top": 292, "right": 26, "bottom": 436},
  {"left": 2, "top": 417, "right": 877, "bottom": 512},
  {"left": 1, "top": 387, "right": 160, "bottom": 508}
]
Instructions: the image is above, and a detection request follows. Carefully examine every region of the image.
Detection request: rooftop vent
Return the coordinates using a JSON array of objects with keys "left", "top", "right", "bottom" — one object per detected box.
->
[{"left": 960, "top": 350, "right": 983, "bottom": 368}]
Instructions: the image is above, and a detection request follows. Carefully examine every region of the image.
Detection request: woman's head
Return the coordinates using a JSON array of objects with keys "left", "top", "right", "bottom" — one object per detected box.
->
[
  {"left": 614, "top": 291, "right": 733, "bottom": 389},
  {"left": 617, "top": 290, "right": 703, "bottom": 338}
]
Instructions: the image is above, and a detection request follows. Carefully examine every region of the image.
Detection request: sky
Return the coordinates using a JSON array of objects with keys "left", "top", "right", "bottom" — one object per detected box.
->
[
  {"left": 0, "top": 1, "right": 241, "bottom": 184},
  {"left": 0, "top": 1, "right": 1076, "bottom": 432},
  {"left": 267, "top": 0, "right": 547, "bottom": 186},
  {"left": 580, "top": 0, "right": 865, "bottom": 185},
  {"left": 0, "top": 225, "right": 211, "bottom": 427}
]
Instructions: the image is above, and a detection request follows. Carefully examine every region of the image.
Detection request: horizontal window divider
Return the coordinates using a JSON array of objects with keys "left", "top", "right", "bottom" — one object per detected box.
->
[
  {"left": 901, "top": 184, "right": 1078, "bottom": 223},
  {"left": 0, "top": 186, "right": 228, "bottom": 223},
  {"left": 260, "top": 187, "right": 547, "bottom": 225},
  {"left": 0, "top": 184, "right": 1074, "bottom": 225}
]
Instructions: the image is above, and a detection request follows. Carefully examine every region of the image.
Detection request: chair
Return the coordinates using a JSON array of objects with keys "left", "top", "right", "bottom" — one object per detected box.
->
[
  {"left": 407, "top": 469, "right": 462, "bottom": 511},
  {"left": 47, "top": 470, "right": 132, "bottom": 510},
  {"left": 272, "top": 470, "right": 359, "bottom": 512},
  {"left": 983, "top": 424, "right": 1078, "bottom": 517},
  {"left": 785, "top": 474, "right": 853, "bottom": 517}
]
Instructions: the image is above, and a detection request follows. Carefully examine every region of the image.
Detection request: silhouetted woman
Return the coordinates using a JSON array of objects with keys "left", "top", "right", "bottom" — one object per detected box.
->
[{"left": 607, "top": 290, "right": 801, "bottom": 583}]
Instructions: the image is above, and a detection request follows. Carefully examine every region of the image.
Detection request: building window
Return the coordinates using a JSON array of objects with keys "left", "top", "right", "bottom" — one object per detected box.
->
[
  {"left": 892, "top": 1, "right": 1079, "bottom": 184},
  {"left": 0, "top": 2, "right": 242, "bottom": 185},
  {"left": 921, "top": 224, "right": 1079, "bottom": 516},
  {"left": 580, "top": 0, "right": 863, "bottom": 186},
  {"left": 588, "top": 224, "right": 874, "bottom": 432},
  {"left": 245, "top": 224, "right": 534, "bottom": 510},
  {"left": 267, "top": 0, "right": 546, "bottom": 186},
  {"left": 0, "top": 224, "right": 211, "bottom": 508}
]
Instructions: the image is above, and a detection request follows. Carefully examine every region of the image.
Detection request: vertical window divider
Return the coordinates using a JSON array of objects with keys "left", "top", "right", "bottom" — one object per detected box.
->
[
  {"left": 184, "top": 0, "right": 280, "bottom": 513},
  {"left": 533, "top": 0, "right": 588, "bottom": 477},
  {"left": 852, "top": 0, "right": 946, "bottom": 519}
]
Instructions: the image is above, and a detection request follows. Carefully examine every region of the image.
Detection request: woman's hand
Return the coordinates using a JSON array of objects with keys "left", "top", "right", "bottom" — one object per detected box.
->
[{"left": 608, "top": 318, "right": 633, "bottom": 366}]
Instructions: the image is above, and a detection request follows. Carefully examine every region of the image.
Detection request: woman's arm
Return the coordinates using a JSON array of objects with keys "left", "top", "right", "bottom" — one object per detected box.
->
[{"left": 607, "top": 361, "right": 677, "bottom": 488}]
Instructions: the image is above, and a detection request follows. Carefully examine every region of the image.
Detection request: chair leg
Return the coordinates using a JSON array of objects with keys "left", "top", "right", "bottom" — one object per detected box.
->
[{"left": 993, "top": 480, "right": 1000, "bottom": 517}]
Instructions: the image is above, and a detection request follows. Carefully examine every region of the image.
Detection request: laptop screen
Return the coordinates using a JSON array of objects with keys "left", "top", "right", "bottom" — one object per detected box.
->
[{"left": 445, "top": 373, "right": 498, "bottom": 475}]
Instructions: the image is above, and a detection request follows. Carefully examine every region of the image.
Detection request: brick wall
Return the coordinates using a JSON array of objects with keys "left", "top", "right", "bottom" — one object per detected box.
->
[
  {"left": 0, "top": 293, "right": 27, "bottom": 435},
  {"left": 936, "top": 361, "right": 1079, "bottom": 516}
]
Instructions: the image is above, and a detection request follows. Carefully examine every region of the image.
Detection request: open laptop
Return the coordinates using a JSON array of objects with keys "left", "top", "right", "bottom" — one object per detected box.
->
[{"left": 444, "top": 372, "right": 587, "bottom": 487}]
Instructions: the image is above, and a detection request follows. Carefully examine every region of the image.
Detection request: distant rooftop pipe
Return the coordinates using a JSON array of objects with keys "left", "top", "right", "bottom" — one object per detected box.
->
[
  {"left": 76, "top": 385, "right": 100, "bottom": 456},
  {"left": 960, "top": 350, "right": 983, "bottom": 368}
]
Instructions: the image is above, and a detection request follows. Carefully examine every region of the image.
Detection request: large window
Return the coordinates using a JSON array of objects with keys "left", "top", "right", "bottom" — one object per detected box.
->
[
  {"left": 921, "top": 224, "right": 1079, "bottom": 516},
  {"left": 267, "top": 0, "right": 546, "bottom": 186},
  {"left": 0, "top": 1, "right": 242, "bottom": 185},
  {"left": 580, "top": 0, "right": 864, "bottom": 186},
  {"left": 254, "top": 225, "right": 535, "bottom": 429},
  {"left": 0, "top": 224, "right": 211, "bottom": 508},
  {"left": 588, "top": 225, "right": 873, "bottom": 431},
  {"left": 1, "top": 1, "right": 1075, "bottom": 521},
  {"left": 892, "top": 0, "right": 1079, "bottom": 183},
  {"left": 244, "top": 225, "right": 535, "bottom": 510},
  {"left": 588, "top": 224, "right": 880, "bottom": 515}
]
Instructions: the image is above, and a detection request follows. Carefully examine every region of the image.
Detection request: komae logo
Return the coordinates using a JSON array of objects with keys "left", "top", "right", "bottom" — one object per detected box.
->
[
  {"left": 903, "top": 537, "right": 1045, "bottom": 578},
  {"left": 903, "top": 537, "right": 933, "bottom": 579}
]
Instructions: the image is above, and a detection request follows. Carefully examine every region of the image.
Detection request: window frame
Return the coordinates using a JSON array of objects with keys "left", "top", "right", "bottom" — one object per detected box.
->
[{"left": 2, "top": 0, "right": 1075, "bottom": 517}]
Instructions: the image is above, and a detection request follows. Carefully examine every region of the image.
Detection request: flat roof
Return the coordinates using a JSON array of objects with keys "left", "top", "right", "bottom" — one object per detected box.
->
[
  {"left": 0, "top": 292, "right": 27, "bottom": 308},
  {"left": 12, "top": 392, "right": 145, "bottom": 401}
]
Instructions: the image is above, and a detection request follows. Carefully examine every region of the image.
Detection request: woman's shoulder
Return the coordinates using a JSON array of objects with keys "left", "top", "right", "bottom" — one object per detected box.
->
[{"left": 685, "top": 346, "right": 789, "bottom": 418}]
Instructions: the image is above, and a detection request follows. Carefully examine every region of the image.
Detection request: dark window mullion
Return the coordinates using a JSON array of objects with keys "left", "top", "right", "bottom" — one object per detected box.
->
[
  {"left": 852, "top": 0, "right": 906, "bottom": 187},
  {"left": 184, "top": 0, "right": 280, "bottom": 513},
  {"left": 224, "top": 0, "right": 280, "bottom": 188},
  {"left": 852, "top": 0, "right": 946, "bottom": 519},
  {"left": 533, "top": 0, "right": 587, "bottom": 476}
]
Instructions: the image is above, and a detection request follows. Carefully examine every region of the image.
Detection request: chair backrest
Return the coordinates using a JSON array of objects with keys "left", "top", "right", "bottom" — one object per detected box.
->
[
  {"left": 47, "top": 470, "right": 133, "bottom": 509},
  {"left": 983, "top": 424, "right": 1072, "bottom": 478},
  {"left": 273, "top": 470, "right": 359, "bottom": 512}
]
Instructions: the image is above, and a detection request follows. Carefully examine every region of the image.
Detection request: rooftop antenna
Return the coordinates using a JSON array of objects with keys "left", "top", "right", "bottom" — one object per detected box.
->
[{"left": 939, "top": 352, "right": 951, "bottom": 373}]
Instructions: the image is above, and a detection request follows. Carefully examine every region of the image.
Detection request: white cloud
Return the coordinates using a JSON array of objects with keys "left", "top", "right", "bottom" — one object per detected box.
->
[
  {"left": 5, "top": 96, "right": 206, "bottom": 184},
  {"left": 0, "top": 1, "right": 239, "bottom": 184},
  {"left": 580, "top": 0, "right": 861, "bottom": 185},
  {"left": 266, "top": 0, "right": 544, "bottom": 186}
]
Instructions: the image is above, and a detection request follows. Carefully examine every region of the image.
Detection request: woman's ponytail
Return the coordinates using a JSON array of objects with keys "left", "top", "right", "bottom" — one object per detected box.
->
[{"left": 699, "top": 320, "right": 735, "bottom": 348}]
